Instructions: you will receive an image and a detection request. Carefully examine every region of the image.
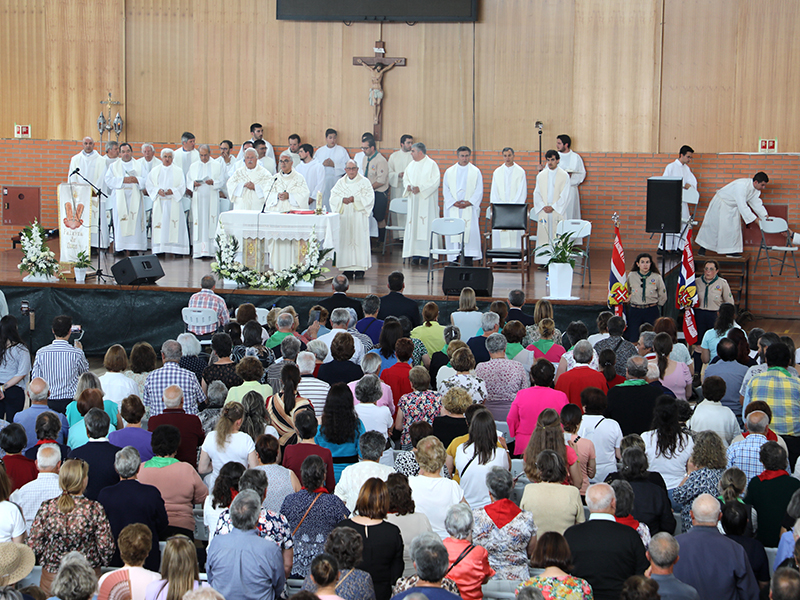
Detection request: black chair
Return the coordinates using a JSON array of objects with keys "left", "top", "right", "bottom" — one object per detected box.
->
[{"left": 483, "top": 203, "right": 529, "bottom": 281}]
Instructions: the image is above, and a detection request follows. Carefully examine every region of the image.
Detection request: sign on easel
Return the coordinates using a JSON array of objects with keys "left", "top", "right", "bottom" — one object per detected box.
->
[{"left": 58, "top": 183, "right": 92, "bottom": 268}]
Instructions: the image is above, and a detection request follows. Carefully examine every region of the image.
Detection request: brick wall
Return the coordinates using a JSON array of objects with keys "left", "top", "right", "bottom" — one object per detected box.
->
[{"left": 2, "top": 139, "right": 799, "bottom": 315}]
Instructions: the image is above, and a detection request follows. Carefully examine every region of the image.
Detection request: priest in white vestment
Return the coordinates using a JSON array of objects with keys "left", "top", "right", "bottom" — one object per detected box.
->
[
  {"left": 187, "top": 144, "right": 224, "bottom": 258},
  {"left": 402, "top": 143, "right": 441, "bottom": 264},
  {"left": 442, "top": 147, "right": 483, "bottom": 263},
  {"left": 489, "top": 147, "right": 527, "bottom": 250},
  {"left": 136, "top": 143, "right": 161, "bottom": 213},
  {"left": 216, "top": 140, "right": 236, "bottom": 212},
  {"left": 172, "top": 132, "right": 199, "bottom": 214},
  {"left": 104, "top": 143, "right": 146, "bottom": 253},
  {"left": 696, "top": 173, "right": 770, "bottom": 256},
  {"left": 146, "top": 149, "right": 189, "bottom": 255},
  {"left": 296, "top": 144, "right": 326, "bottom": 208},
  {"left": 315, "top": 129, "right": 350, "bottom": 211},
  {"left": 264, "top": 156, "right": 311, "bottom": 272},
  {"left": 533, "top": 150, "right": 571, "bottom": 265},
  {"left": 556, "top": 134, "right": 586, "bottom": 221},
  {"left": 227, "top": 150, "right": 275, "bottom": 211},
  {"left": 659, "top": 145, "right": 698, "bottom": 253},
  {"left": 330, "top": 160, "right": 375, "bottom": 276},
  {"left": 101, "top": 142, "right": 120, "bottom": 249},
  {"left": 67, "top": 137, "right": 107, "bottom": 248}
]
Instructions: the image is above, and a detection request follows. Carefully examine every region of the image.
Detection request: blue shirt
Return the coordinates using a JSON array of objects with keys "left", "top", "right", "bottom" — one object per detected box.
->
[
  {"left": 14, "top": 404, "right": 69, "bottom": 450},
  {"left": 315, "top": 419, "right": 367, "bottom": 482},
  {"left": 207, "top": 528, "right": 285, "bottom": 600}
]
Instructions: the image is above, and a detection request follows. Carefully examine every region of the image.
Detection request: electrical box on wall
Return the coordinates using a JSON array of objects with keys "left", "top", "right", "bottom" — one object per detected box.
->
[
  {"left": 14, "top": 124, "right": 31, "bottom": 138},
  {"left": 759, "top": 139, "right": 778, "bottom": 153},
  {"left": 2, "top": 187, "right": 41, "bottom": 226}
]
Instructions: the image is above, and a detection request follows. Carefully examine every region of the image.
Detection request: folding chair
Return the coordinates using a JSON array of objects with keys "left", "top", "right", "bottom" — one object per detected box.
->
[
  {"left": 754, "top": 216, "right": 799, "bottom": 277},
  {"left": 382, "top": 197, "right": 408, "bottom": 256},
  {"left": 427, "top": 217, "right": 465, "bottom": 282},
  {"left": 181, "top": 307, "right": 217, "bottom": 346}
]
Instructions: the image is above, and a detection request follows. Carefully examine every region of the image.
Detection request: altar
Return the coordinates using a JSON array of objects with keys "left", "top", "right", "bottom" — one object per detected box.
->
[{"left": 216, "top": 210, "right": 340, "bottom": 272}]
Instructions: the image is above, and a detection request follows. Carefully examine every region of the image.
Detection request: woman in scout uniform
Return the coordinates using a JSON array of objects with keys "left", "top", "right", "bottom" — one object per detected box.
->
[
  {"left": 694, "top": 260, "right": 734, "bottom": 344},
  {"left": 625, "top": 253, "right": 667, "bottom": 341}
]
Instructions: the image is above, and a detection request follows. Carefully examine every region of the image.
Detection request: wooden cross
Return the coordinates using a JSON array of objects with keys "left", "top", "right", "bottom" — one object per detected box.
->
[{"left": 353, "top": 41, "right": 406, "bottom": 141}]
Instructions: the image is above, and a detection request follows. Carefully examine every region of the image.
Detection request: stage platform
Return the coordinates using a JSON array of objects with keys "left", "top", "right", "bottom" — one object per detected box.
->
[{"left": 0, "top": 240, "right": 794, "bottom": 355}]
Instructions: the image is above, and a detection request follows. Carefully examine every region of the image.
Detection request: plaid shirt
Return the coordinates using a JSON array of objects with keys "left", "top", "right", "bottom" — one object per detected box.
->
[
  {"left": 142, "top": 362, "right": 204, "bottom": 416},
  {"left": 726, "top": 433, "right": 768, "bottom": 482},
  {"left": 747, "top": 368, "right": 800, "bottom": 436},
  {"left": 187, "top": 289, "right": 230, "bottom": 335}
]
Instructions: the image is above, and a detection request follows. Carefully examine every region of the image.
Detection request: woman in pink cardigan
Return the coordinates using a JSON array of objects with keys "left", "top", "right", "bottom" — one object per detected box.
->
[{"left": 507, "top": 359, "right": 568, "bottom": 455}]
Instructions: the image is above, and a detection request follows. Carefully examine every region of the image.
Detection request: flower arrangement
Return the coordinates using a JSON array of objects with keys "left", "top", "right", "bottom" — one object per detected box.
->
[
  {"left": 74, "top": 251, "right": 92, "bottom": 269},
  {"left": 18, "top": 220, "right": 61, "bottom": 279},
  {"left": 212, "top": 226, "right": 332, "bottom": 290}
]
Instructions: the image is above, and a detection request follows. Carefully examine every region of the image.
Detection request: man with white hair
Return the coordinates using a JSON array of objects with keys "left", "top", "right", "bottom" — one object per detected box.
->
[
  {"left": 442, "top": 146, "right": 483, "bottom": 264},
  {"left": 466, "top": 312, "right": 500, "bottom": 365},
  {"left": 563, "top": 483, "right": 648, "bottom": 600},
  {"left": 296, "top": 352, "right": 330, "bottom": 417},
  {"left": 335, "top": 431, "right": 395, "bottom": 511},
  {"left": 142, "top": 341, "right": 204, "bottom": 417},
  {"left": 645, "top": 532, "right": 700, "bottom": 600},
  {"left": 605, "top": 355, "right": 662, "bottom": 436},
  {"left": 146, "top": 148, "right": 189, "bottom": 255},
  {"left": 264, "top": 154, "right": 311, "bottom": 271},
  {"left": 14, "top": 378, "right": 68, "bottom": 450},
  {"left": 319, "top": 275, "right": 365, "bottom": 323},
  {"left": 104, "top": 142, "right": 147, "bottom": 254},
  {"left": 317, "top": 308, "right": 365, "bottom": 364},
  {"left": 673, "top": 494, "right": 758, "bottom": 600},
  {"left": 68, "top": 136, "right": 110, "bottom": 249},
  {"left": 330, "top": 159, "right": 375, "bottom": 279},
  {"left": 726, "top": 410, "right": 775, "bottom": 482},
  {"left": 10, "top": 443, "right": 62, "bottom": 532},
  {"left": 345, "top": 308, "right": 374, "bottom": 352},
  {"left": 171, "top": 132, "right": 199, "bottom": 214},
  {"left": 147, "top": 384, "right": 205, "bottom": 467},
  {"left": 186, "top": 144, "right": 224, "bottom": 258},
  {"left": 402, "top": 142, "right": 441, "bottom": 265},
  {"left": 136, "top": 143, "right": 161, "bottom": 213},
  {"left": 555, "top": 339, "right": 609, "bottom": 408},
  {"left": 227, "top": 148, "right": 274, "bottom": 211}
]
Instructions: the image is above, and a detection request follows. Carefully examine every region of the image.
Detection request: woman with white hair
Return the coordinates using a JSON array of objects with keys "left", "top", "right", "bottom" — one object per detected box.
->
[
  {"left": 349, "top": 352, "right": 395, "bottom": 415},
  {"left": 391, "top": 532, "right": 461, "bottom": 599},
  {"left": 442, "top": 504, "right": 494, "bottom": 600},
  {"left": 354, "top": 375, "right": 394, "bottom": 466},
  {"left": 177, "top": 333, "right": 207, "bottom": 382},
  {"left": 475, "top": 333, "right": 529, "bottom": 421}
]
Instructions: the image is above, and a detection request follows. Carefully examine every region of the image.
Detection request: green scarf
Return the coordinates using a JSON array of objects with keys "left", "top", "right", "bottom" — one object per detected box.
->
[
  {"left": 532, "top": 339, "right": 556, "bottom": 355},
  {"left": 506, "top": 343, "right": 524, "bottom": 359},
  {"left": 638, "top": 271, "right": 650, "bottom": 302},
  {"left": 144, "top": 456, "right": 179, "bottom": 468},
  {"left": 769, "top": 366, "right": 792, "bottom": 377},
  {"left": 616, "top": 379, "right": 649, "bottom": 388},
  {"left": 702, "top": 275, "right": 718, "bottom": 308}
]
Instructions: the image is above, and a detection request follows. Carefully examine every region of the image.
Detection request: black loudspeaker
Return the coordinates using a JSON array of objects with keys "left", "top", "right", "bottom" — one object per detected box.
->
[
  {"left": 111, "top": 254, "right": 165, "bottom": 285},
  {"left": 646, "top": 177, "right": 683, "bottom": 234},
  {"left": 442, "top": 267, "right": 494, "bottom": 297}
]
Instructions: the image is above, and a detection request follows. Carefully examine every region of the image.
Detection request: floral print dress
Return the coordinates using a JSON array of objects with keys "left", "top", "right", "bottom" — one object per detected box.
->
[{"left": 398, "top": 390, "right": 442, "bottom": 449}]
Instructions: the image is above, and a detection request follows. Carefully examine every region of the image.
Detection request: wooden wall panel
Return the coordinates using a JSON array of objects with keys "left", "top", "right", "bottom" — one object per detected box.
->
[
  {"left": 571, "top": 0, "right": 661, "bottom": 152},
  {"left": 659, "top": 0, "right": 740, "bottom": 152}
]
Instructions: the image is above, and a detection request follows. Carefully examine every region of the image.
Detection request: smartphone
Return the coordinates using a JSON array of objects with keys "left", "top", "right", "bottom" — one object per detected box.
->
[
  {"left": 309, "top": 310, "right": 321, "bottom": 323},
  {"left": 20, "top": 300, "right": 29, "bottom": 314},
  {"left": 71, "top": 325, "right": 82, "bottom": 334}
]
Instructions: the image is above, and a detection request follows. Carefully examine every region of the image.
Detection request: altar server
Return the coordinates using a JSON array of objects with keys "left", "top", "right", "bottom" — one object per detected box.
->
[
  {"left": 489, "top": 147, "right": 527, "bottom": 249},
  {"left": 533, "top": 150, "right": 570, "bottom": 265},
  {"left": 442, "top": 146, "right": 483, "bottom": 263}
]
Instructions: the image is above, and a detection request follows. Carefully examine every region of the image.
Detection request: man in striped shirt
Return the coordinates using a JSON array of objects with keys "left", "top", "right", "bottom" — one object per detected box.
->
[
  {"left": 31, "top": 315, "right": 89, "bottom": 413},
  {"left": 187, "top": 275, "right": 230, "bottom": 339}
]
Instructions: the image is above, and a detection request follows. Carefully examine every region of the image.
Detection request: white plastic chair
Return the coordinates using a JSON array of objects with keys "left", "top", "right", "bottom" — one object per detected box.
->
[
  {"left": 255, "top": 307, "right": 270, "bottom": 325},
  {"left": 754, "top": 216, "right": 799, "bottom": 277},
  {"left": 382, "top": 197, "right": 408, "bottom": 256},
  {"left": 181, "top": 307, "right": 217, "bottom": 345},
  {"left": 556, "top": 218, "right": 592, "bottom": 286},
  {"left": 428, "top": 217, "right": 466, "bottom": 282}
]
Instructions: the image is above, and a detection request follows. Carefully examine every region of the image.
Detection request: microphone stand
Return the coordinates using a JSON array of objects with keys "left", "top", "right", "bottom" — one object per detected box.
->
[
  {"left": 69, "top": 168, "right": 113, "bottom": 282},
  {"left": 256, "top": 174, "right": 279, "bottom": 272}
]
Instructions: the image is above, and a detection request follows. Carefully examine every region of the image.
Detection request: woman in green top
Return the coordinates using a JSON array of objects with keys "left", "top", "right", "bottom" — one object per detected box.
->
[{"left": 411, "top": 302, "right": 447, "bottom": 356}]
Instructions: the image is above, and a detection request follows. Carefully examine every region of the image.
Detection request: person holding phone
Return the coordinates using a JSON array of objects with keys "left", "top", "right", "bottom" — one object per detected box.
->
[{"left": 31, "top": 315, "right": 89, "bottom": 414}]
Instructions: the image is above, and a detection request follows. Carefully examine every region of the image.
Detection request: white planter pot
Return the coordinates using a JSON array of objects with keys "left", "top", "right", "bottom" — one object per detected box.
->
[
  {"left": 222, "top": 278, "right": 239, "bottom": 289},
  {"left": 74, "top": 267, "right": 88, "bottom": 284},
  {"left": 293, "top": 280, "right": 314, "bottom": 292},
  {"left": 548, "top": 263, "right": 574, "bottom": 299},
  {"left": 23, "top": 273, "right": 59, "bottom": 283}
]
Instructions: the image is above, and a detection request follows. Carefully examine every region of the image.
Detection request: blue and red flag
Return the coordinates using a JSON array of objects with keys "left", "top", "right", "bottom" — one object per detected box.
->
[
  {"left": 676, "top": 228, "right": 699, "bottom": 345},
  {"left": 608, "top": 219, "right": 628, "bottom": 316}
]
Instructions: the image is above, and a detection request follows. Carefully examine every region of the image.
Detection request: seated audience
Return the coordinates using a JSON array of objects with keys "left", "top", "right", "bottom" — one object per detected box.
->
[
  {"left": 614, "top": 447, "right": 675, "bottom": 535},
  {"left": 98, "top": 345, "right": 140, "bottom": 408},
  {"left": 109, "top": 395, "right": 154, "bottom": 462},
  {"left": 318, "top": 332, "right": 365, "bottom": 386},
  {"left": 391, "top": 532, "right": 462, "bottom": 600},
  {"left": 555, "top": 340, "right": 608, "bottom": 407},
  {"left": 721, "top": 501, "right": 770, "bottom": 590},
  {"left": 518, "top": 531, "right": 593, "bottom": 600},
  {"left": 642, "top": 395, "right": 694, "bottom": 504},
  {"left": 503, "top": 320, "right": 534, "bottom": 371},
  {"left": 354, "top": 375, "right": 394, "bottom": 464},
  {"left": 396, "top": 366, "right": 441, "bottom": 450},
  {"left": 282, "top": 409, "right": 335, "bottom": 492},
  {"left": 266, "top": 363, "right": 311, "bottom": 448},
  {"left": 593, "top": 316, "right": 638, "bottom": 377},
  {"left": 203, "top": 461, "right": 245, "bottom": 544},
  {"left": 124, "top": 341, "right": 158, "bottom": 397},
  {"left": 254, "top": 433, "right": 301, "bottom": 511},
  {"left": 442, "top": 503, "right": 494, "bottom": 600},
  {"left": 474, "top": 333, "right": 528, "bottom": 421},
  {"left": 0, "top": 423, "right": 37, "bottom": 490},
  {"left": 466, "top": 312, "right": 501, "bottom": 365},
  {"left": 335, "top": 431, "right": 394, "bottom": 511},
  {"left": 605, "top": 356, "right": 661, "bottom": 436},
  {"left": 14, "top": 377, "right": 68, "bottom": 451},
  {"left": 198, "top": 402, "right": 258, "bottom": 490},
  {"left": 177, "top": 333, "right": 207, "bottom": 382},
  {"left": 508, "top": 359, "right": 568, "bottom": 454},
  {"left": 199, "top": 381, "right": 227, "bottom": 434},
  {"left": 411, "top": 302, "right": 447, "bottom": 356},
  {"left": 745, "top": 441, "right": 800, "bottom": 548},
  {"left": 395, "top": 421, "right": 438, "bottom": 478},
  {"left": 433, "top": 387, "right": 471, "bottom": 449},
  {"left": 644, "top": 532, "right": 700, "bottom": 600},
  {"left": 520, "top": 450, "right": 584, "bottom": 535},
  {"left": 380, "top": 338, "right": 414, "bottom": 402},
  {"left": 653, "top": 332, "right": 693, "bottom": 399},
  {"left": 23, "top": 410, "right": 70, "bottom": 460},
  {"left": 561, "top": 404, "right": 596, "bottom": 497},
  {"left": 97, "top": 523, "right": 162, "bottom": 600},
  {"left": 555, "top": 321, "right": 599, "bottom": 383},
  {"left": 316, "top": 383, "right": 366, "bottom": 482},
  {"left": 9, "top": 443, "right": 61, "bottom": 532},
  {"left": 51, "top": 552, "right": 101, "bottom": 600},
  {"left": 0, "top": 466, "right": 25, "bottom": 542},
  {"left": 688, "top": 376, "right": 740, "bottom": 446},
  {"left": 147, "top": 385, "right": 205, "bottom": 467},
  {"left": 438, "top": 347, "right": 487, "bottom": 406},
  {"left": 67, "top": 387, "right": 112, "bottom": 450},
  {"left": 386, "top": 472, "right": 433, "bottom": 578},
  {"left": 144, "top": 535, "right": 209, "bottom": 600},
  {"left": 297, "top": 351, "right": 331, "bottom": 418},
  {"left": 201, "top": 333, "right": 243, "bottom": 394},
  {"left": 672, "top": 430, "right": 728, "bottom": 532},
  {"left": 69, "top": 409, "right": 121, "bottom": 500},
  {"left": 610, "top": 480, "right": 651, "bottom": 546},
  {"left": 301, "top": 526, "right": 377, "bottom": 600},
  {"left": 524, "top": 408, "right": 582, "bottom": 489},
  {"left": 226, "top": 356, "right": 273, "bottom": 404},
  {"left": 527, "top": 318, "right": 566, "bottom": 366},
  {"left": 454, "top": 409, "right": 511, "bottom": 509}
]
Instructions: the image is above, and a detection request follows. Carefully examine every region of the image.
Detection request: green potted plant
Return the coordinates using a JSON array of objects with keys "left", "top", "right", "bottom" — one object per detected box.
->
[
  {"left": 535, "top": 231, "right": 585, "bottom": 298},
  {"left": 73, "top": 251, "right": 92, "bottom": 284}
]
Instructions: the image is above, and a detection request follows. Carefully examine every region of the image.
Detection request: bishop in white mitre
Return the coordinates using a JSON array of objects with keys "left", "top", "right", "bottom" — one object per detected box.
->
[
  {"left": 442, "top": 147, "right": 483, "bottom": 262},
  {"left": 104, "top": 143, "right": 146, "bottom": 253},
  {"left": 556, "top": 135, "right": 586, "bottom": 221},
  {"left": 264, "top": 156, "right": 311, "bottom": 271},
  {"left": 67, "top": 137, "right": 108, "bottom": 248},
  {"left": 330, "top": 160, "right": 375, "bottom": 274},
  {"left": 296, "top": 145, "right": 326, "bottom": 208},
  {"left": 660, "top": 145, "right": 698, "bottom": 252},
  {"left": 227, "top": 149, "right": 274, "bottom": 211},
  {"left": 490, "top": 147, "right": 527, "bottom": 249},
  {"left": 187, "top": 144, "right": 224, "bottom": 258},
  {"left": 402, "top": 143, "right": 441, "bottom": 263},
  {"left": 136, "top": 143, "right": 161, "bottom": 213},
  {"left": 146, "top": 149, "right": 189, "bottom": 255},
  {"left": 172, "top": 132, "right": 199, "bottom": 214},
  {"left": 533, "top": 150, "right": 571, "bottom": 265},
  {"left": 315, "top": 130, "right": 350, "bottom": 211}
]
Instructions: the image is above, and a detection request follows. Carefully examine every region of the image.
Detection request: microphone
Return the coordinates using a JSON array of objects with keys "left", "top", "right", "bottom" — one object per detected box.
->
[
  {"left": 261, "top": 174, "right": 279, "bottom": 214},
  {"left": 70, "top": 167, "right": 80, "bottom": 176}
]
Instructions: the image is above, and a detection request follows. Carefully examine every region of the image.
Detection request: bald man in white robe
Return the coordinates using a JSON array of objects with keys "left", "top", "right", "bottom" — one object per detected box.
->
[
  {"left": 104, "top": 142, "right": 146, "bottom": 253},
  {"left": 533, "top": 150, "right": 571, "bottom": 265},
  {"left": 227, "top": 149, "right": 274, "bottom": 211},
  {"left": 442, "top": 147, "right": 483, "bottom": 263},
  {"left": 490, "top": 148, "right": 527, "bottom": 250},
  {"left": 263, "top": 155, "right": 310, "bottom": 271},
  {"left": 147, "top": 149, "right": 189, "bottom": 255},
  {"left": 187, "top": 144, "right": 224, "bottom": 258},
  {"left": 67, "top": 137, "right": 108, "bottom": 248},
  {"left": 136, "top": 143, "right": 161, "bottom": 213},
  {"left": 330, "top": 160, "right": 375, "bottom": 276},
  {"left": 402, "top": 143, "right": 441, "bottom": 264}
]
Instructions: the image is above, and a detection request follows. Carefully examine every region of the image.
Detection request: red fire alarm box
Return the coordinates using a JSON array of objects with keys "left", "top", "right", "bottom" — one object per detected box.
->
[{"left": 2, "top": 186, "right": 41, "bottom": 226}]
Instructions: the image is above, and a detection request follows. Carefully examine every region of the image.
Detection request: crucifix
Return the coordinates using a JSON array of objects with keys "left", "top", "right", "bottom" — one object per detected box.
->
[{"left": 353, "top": 41, "right": 406, "bottom": 141}]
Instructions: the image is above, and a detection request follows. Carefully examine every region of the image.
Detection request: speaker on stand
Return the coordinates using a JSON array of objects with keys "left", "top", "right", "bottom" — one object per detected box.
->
[{"left": 646, "top": 177, "right": 683, "bottom": 274}]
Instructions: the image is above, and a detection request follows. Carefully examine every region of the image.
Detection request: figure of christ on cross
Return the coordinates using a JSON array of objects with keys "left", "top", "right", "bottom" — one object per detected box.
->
[{"left": 353, "top": 41, "right": 406, "bottom": 140}]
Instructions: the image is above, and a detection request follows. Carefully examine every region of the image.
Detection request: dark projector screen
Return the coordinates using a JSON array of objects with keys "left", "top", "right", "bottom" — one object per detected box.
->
[{"left": 276, "top": 0, "right": 478, "bottom": 22}]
